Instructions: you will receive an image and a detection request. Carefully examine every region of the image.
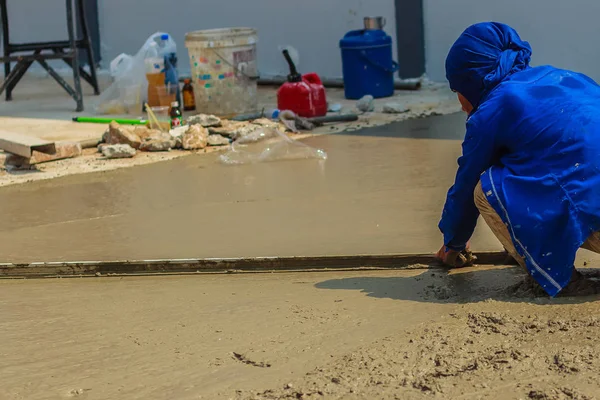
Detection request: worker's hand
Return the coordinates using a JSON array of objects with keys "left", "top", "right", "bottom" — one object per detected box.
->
[{"left": 436, "top": 242, "right": 476, "bottom": 268}]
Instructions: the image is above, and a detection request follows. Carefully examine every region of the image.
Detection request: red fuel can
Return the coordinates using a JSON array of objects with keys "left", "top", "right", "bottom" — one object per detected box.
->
[{"left": 277, "top": 50, "right": 327, "bottom": 118}]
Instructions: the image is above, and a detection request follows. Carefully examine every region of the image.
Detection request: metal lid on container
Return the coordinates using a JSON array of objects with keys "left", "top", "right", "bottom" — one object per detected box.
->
[
  {"left": 339, "top": 29, "right": 391, "bottom": 49},
  {"left": 185, "top": 27, "right": 258, "bottom": 48}
]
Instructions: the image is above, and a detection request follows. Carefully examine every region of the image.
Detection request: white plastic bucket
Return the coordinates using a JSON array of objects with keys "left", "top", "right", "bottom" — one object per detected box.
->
[{"left": 185, "top": 28, "right": 258, "bottom": 117}]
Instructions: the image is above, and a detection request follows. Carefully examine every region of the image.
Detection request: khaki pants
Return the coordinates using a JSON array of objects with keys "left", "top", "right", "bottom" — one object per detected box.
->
[{"left": 474, "top": 181, "right": 600, "bottom": 269}]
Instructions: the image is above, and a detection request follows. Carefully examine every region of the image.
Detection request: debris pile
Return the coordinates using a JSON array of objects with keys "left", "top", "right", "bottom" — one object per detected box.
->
[
  {"left": 1, "top": 110, "right": 347, "bottom": 169},
  {"left": 97, "top": 114, "right": 288, "bottom": 160}
]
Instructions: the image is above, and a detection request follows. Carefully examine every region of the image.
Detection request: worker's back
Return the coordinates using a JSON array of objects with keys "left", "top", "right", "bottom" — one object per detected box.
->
[{"left": 485, "top": 66, "right": 600, "bottom": 223}]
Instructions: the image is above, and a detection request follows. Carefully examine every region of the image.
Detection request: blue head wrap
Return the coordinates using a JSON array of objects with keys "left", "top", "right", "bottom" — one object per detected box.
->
[{"left": 445, "top": 22, "right": 532, "bottom": 109}]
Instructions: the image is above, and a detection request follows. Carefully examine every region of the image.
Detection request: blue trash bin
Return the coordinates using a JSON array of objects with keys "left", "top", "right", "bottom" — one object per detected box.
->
[{"left": 339, "top": 29, "right": 399, "bottom": 99}]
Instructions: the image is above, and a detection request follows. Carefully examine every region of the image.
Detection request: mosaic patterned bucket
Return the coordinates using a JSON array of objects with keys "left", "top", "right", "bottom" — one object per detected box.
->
[{"left": 185, "top": 28, "right": 258, "bottom": 117}]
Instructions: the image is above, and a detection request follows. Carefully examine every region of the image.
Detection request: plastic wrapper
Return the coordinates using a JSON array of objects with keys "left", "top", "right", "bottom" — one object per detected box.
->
[
  {"left": 95, "top": 32, "right": 176, "bottom": 115},
  {"left": 219, "top": 128, "right": 327, "bottom": 165}
]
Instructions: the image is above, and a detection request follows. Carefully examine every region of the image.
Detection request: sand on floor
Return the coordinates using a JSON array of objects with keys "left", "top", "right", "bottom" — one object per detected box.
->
[{"left": 2, "top": 266, "right": 599, "bottom": 400}]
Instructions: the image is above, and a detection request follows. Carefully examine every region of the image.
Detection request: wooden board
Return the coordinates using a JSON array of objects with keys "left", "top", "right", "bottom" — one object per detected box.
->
[{"left": 0, "top": 130, "right": 56, "bottom": 158}]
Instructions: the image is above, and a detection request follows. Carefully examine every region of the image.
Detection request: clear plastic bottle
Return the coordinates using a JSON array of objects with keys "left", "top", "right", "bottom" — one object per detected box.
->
[
  {"left": 145, "top": 33, "right": 179, "bottom": 107},
  {"left": 159, "top": 34, "right": 180, "bottom": 104}
]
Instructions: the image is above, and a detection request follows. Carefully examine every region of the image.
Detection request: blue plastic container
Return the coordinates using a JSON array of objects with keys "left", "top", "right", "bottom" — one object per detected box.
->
[{"left": 339, "top": 29, "right": 398, "bottom": 99}]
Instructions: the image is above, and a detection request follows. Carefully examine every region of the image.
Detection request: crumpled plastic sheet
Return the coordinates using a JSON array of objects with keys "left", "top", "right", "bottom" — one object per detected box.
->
[{"left": 219, "top": 128, "right": 327, "bottom": 165}]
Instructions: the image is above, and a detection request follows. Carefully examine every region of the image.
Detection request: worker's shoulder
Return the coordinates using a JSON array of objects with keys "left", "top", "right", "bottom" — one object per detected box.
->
[
  {"left": 485, "top": 66, "right": 600, "bottom": 112},
  {"left": 499, "top": 66, "right": 600, "bottom": 97}
]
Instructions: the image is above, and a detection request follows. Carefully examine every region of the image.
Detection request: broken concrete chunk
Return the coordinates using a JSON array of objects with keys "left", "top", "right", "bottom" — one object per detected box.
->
[
  {"left": 137, "top": 130, "right": 177, "bottom": 152},
  {"left": 356, "top": 95, "right": 375, "bottom": 112},
  {"left": 147, "top": 131, "right": 174, "bottom": 143},
  {"left": 207, "top": 134, "right": 230, "bottom": 146},
  {"left": 104, "top": 121, "right": 142, "bottom": 149},
  {"left": 187, "top": 114, "right": 221, "bottom": 127},
  {"left": 169, "top": 125, "right": 188, "bottom": 139},
  {"left": 231, "top": 123, "right": 261, "bottom": 140},
  {"left": 182, "top": 124, "right": 209, "bottom": 150},
  {"left": 208, "top": 120, "right": 249, "bottom": 137},
  {"left": 133, "top": 126, "right": 161, "bottom": 141},
  {"left": 139, "top": 139, "right": 176, "bottom": 152},
  {"left": 328, "top": 103, "right": 342, "bottom": 112},
  {"left": 382, "top": 103, "right": 409, "bottom": 114},
  {"left": 101, "top": 144, "right": 136, "bottom": 159}
]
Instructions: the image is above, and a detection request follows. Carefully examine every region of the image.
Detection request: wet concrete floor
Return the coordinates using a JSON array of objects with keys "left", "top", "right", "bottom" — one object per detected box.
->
[
  {"left": 1, "top": 113, "right": 505, "bottom": 263},
  {"left": 8, "top": 111, "right": 595, "bottom": 264}
]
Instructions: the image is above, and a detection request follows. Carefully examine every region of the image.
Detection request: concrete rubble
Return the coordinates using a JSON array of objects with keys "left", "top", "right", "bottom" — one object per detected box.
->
[
  {"left": 103, "top": 121, "right": 143, "bottom": 149},
  {"left": 207, "top": 134, "right": 230, "bottom": 146},
  {"left": 382, "top": 103, "right": 409, "bottom": 114},
  {"left": 356, "top": 95, "right": 375, "bottom": 112},
  {"left": 139, "top": 131, "right": 177, "bottom": 152},
  {"left": 92, "top": 115, "right": 290, "bottom": 156},
  {"left": 328, "top": 103, "right": 342, "bottom": 112},
  {"left": 187, "top": 114, "right": 221, "bottom": 127},
  {"left": 0, "top": 80, "right": 463, "bottom": 186},
  {"left": 182, "top": 125, "right": 209, "bottom": 150},
  {"left": 101, "top": 144, "right": 136, "bottom": 159},
  {"left": 208, "top": 120, "right": 249, "bottom": 137}
]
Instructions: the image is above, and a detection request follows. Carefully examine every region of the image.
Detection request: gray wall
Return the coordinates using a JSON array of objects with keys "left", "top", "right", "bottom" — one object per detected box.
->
[
  {"left": 424, "top": 0, "right": 600, "bottom": 83},
  {"left": 2, "top": 1, "right": 69, "bottom": 46},
  {"left": 6, "top": 0, "right": 600, "bottom": 83},
  {"left": 2, "top": 0, "right": 397, "bottom": 79},
  {"left": 99, "top": 0, "right": 397, "bottom": 78}
]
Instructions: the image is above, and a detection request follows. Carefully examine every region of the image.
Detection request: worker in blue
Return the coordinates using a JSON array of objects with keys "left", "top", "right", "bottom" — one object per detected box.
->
[{"left": 436, "top": 22, "right": 600, "bottom": 297}]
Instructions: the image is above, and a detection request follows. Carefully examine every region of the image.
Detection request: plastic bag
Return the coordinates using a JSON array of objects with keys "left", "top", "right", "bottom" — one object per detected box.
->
[
  {"left": 109, "top": 53, "right": 133, "bottom": 78},
  {"left": 95, "top": 32, "right": 177, "bottom": 115},
  {"left": 219, "top": 128, "right": 327, "bottom": 165}
]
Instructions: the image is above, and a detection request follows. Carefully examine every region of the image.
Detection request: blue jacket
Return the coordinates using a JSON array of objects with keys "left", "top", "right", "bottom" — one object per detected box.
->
[{"left": 439, "top": 65, "right": 600, "bottom": 296}]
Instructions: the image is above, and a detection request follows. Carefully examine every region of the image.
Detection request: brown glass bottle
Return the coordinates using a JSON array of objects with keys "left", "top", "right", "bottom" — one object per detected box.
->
[{"left": 182, "top": 78, "right": 196, "bottom": 111}]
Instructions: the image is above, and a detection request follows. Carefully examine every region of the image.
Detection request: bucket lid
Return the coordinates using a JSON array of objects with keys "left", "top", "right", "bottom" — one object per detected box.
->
[
  {"left": 185, "top": 27, "right": 258, "bottom": 46},
  {"left": 339, "top": 29, "right": 391, "bottom": 48}
]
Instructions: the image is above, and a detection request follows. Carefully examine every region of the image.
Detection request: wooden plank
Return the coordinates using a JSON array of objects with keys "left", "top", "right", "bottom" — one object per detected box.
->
[
  {"left": 0, "top": 130, "right": 56, "bottom": 158},
  {"left": 5, "top": 142, "right": 82, "bottom": 167},
  {"left": 0, "top": 252, "right": 509, "bottom": 278}
]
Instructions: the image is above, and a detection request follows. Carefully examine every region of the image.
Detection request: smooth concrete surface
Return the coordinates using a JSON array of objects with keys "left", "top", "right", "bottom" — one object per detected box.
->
[
  {"left": 424, "top": 0, "right": 600, "bottom": 82},
  {"left": 4, "top": 0, "right": 397, "bottom": 78},
  {"left": 0, "top": 113, "right": 505, "bottom": 263}
]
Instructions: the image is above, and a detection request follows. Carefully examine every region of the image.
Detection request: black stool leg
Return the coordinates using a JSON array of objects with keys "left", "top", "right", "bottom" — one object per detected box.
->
[
  {"left": 1, "top": 0, "right": 12, "bottom": 101},
  {"left": 0, "top": 59, "right": 27, "bottom": 97},
  {"left": 77, "top": 0, "right": 99, "bottom": 95},
  {"left": 6, "top": 51, "right": 37, "bottom": 95},
  {"left": 66, "top": 0, "right": 83, "bottom": 111}
]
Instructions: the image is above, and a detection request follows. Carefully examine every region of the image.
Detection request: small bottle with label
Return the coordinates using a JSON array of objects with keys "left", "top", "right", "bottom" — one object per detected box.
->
[
  {"left": 170, "top": 101, "right": 183, "bottom": 128},
  {"left": 182, "top": 78, "right": 196, "bottom": 111}
]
